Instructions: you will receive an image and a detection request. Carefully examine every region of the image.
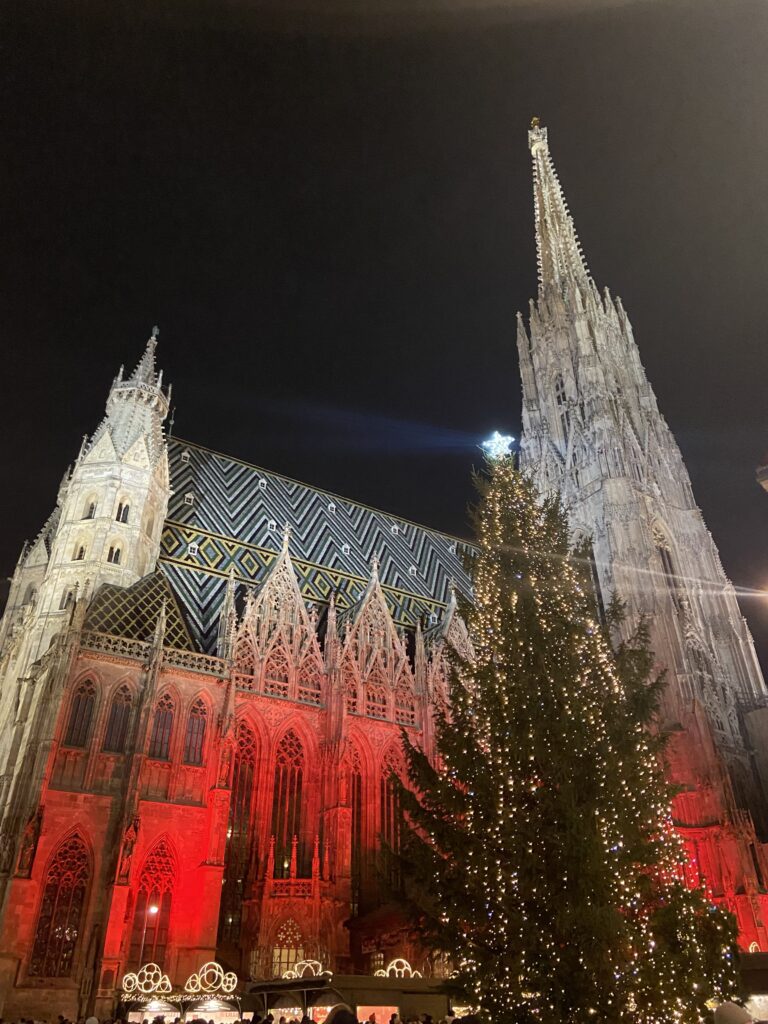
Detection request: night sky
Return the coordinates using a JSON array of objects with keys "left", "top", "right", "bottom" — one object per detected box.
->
[{"left": 2, "top": 0, "right": 767, "bottom": 658}]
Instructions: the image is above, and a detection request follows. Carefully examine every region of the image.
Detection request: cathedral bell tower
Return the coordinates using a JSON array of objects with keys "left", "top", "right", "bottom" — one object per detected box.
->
[
  {"left": 0, "top": 329, "right": 170, "bottom": 669},
  {"left": 517, "top": 122, "right": 768, "bottom": 818}
]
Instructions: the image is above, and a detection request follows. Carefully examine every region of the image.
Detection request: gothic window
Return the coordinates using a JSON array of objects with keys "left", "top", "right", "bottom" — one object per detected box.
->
[
  {"left": 234, "top": 637, "right": 256, "bottom": 678},
  {"left": 655, "top": 532, "right": 682, "bottom": 612},
  {"left": 297, "top": 657, "right": 322, "bottom": 706},
  {"left": 218, "top": 722, "right": 258, "bottom": 946},
  {"left": 148, "top": 693, "right": 174, "bottom": 760},
  {"left": 350, "top": 747, "right": 364, "bottom": 915},
  {"left": 271, "top": 730, "right": 304, "bottom": 878},
  {"left": 64, "top": 680, "right": 96, "bottom": 748},
  {"left": 264, "top": 646, "right": 291, "bottom": 698},
  {"left": 345, "top": 674, "right": 359, "bottom": 714},
  {"left": 59, "top": 589, "right": 74, "bottom": 611},
  {"left": 272, "top": 918, "right": 304, "bottom": 978},
  {"left": 554, "top": 374, "right": 570, "bottom": 439},
  {"left": 107, "top": 546, "right": 121, "bottom": 565},
  {"left": 380, "top": 748, "right": 403, "bottom": 891},
  {"left": 22, "top": 584, "right": 37, "bottom": 606},
  {"left": 365, "top": 673, "right": 388, "bottom": 720},
  {"left": 394, "top": 683, "right": 416, "bottom": 727},
  {"left": 102, "top": 685, "right": 133, "bottom": 753},
  {"left": 182, "top": 699, "right": 207, "bottom": 765},
  {"left": 128, "top": 840, "right": 175, "bottom": 969},
  {"left": 116, "top": 502, "right": 130, "bottom": 524},
  {"left": 29, "top": 835, "right": 89, "bottom": 977},
  {"left": 84, "top": 501, "right": 96, "bottom": 520},
  {"left": 73, "top": 545, "right": 85, "bottom": 561}
]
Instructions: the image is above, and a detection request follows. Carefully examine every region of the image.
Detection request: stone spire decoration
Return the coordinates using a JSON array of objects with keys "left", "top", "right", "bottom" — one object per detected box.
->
[
  {"left": 517, "top": 121, "right": 768, "bottom": 939},
  {"left": 529, "top": 118, "right": 592, "bottom": 295},
  {"left": 0, "top": 328, "right": 171, "bottom": 673}
]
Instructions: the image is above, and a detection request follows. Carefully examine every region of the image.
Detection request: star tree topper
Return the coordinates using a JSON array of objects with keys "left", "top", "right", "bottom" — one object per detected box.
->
[{"left": 481, "top": 431, "right": 515, "bottom": 459}]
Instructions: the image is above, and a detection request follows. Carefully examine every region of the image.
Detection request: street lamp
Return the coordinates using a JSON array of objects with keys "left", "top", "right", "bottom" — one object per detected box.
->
[{"left": 138, "top": 902, "right": 159, "bottom": 967}]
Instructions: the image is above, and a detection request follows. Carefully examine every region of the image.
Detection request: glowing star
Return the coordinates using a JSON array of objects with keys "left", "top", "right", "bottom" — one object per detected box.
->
[{"left": 481, "top": 431, "right": 515, "bottom": 459}]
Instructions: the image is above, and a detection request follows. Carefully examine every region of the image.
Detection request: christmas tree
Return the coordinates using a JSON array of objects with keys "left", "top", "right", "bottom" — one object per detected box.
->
[{"left": 396, "top": 452, "right": 738, "bottom": 1023}]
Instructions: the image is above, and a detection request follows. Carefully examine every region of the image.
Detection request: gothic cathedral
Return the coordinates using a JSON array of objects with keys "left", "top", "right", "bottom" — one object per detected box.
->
[{"left": 0, "top": 125, "right": 766, "bottom": 1018}]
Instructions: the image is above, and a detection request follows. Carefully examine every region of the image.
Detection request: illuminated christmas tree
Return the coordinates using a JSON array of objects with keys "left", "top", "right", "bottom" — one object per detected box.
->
[{"left": 397, "top": 451, "right": 738, "bottom": 1023}]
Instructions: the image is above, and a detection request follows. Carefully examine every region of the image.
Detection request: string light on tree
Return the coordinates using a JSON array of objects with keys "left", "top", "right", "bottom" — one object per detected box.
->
[{"left": 394, "top": 451, "right": 739, "bottom": 1023}]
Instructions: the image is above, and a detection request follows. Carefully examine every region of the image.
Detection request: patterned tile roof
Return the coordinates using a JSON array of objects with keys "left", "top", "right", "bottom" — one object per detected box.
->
[
  {"left": 85, "top": 569, "right": 196, "bottom": 650},
  {"left": 160, "top": 437, "right": 473, "bottom": 652}
]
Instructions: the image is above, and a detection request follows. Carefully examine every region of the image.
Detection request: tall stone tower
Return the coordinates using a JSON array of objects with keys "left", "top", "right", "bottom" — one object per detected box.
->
[
  {"left": 0, "top": 330, "right": 170, "bottom": 814},
  {"left": 517, "top": 123, "right": 768, "bottom": 849}
]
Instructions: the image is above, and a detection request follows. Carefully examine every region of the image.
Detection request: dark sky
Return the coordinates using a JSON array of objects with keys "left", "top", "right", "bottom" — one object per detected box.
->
[{"left": 2, "top": 0, "right": 767, "bottom": 658}]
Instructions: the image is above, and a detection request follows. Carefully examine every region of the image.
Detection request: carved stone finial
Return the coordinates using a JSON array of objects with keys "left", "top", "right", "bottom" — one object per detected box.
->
[
  {"left": 282, "top": 524, "right": 292, "bottom": 553},
  {"left": 151, "top": 325, "right": 159, "bottom": 340},
  {"left": 530, "top": 115, "right": 540, "bottom": 129}
]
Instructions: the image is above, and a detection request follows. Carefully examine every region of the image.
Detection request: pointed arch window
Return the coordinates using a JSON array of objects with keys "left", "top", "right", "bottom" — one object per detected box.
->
[
  {"left": 264, "top": 646, "right": 291, "bottom": 698},
  {"left": 394, "top": 682, "right": 417, "bottom": 727},
  {"left": 29, "top": 834, "right": 89, "bottom": 977},
  {"left": 272, "top": 918, "right": 304, "bottom": 978},
  {"left": 59, "top": 589, "right": 74, "bottom": 611},
  {"left": 345, "top": 672, "right": 359, "bottom": 715},
  {"left": 64, "top": 680, "right": 96, "bottom": 748},
  {"left": 102, "top": 685, "right": 133, "bottom": 753},
  {"left": 148, "top": 693, "right": 174, "bottom": 761},
  {"left": 555, "top": 374, "right": 570, "bottom": 439},
  {"left": 73, "top": 545, "right": 86, "bottom": 561},
  {"left": 380, "top": 748, "right": 403, "bottom": 892},
  {"left": 183, "top": 699, "right": 207, "bottom": 765},
  {"left": 128, "top": 840, "right": 175, "bottom": 969},
  {"left": 365, "top": 672, "right": 388, "bottom": 720},
  {"left": 271, "top": 730, "right": 304, "bottom": 878},
  {"left": 297, "top": 657, "right": 323, "bottom": 706},
  {"left": 116, "top": 502, "right": 130, "bottom": 524},
  {"left": 84, "top": 501, "right": 97, "bottom": 520},
  {"left": 107, "top": 546, "right": 121, "bottom": 565},
  {"left": 219, "top": 722, "right": 258, "bottom": 946}
]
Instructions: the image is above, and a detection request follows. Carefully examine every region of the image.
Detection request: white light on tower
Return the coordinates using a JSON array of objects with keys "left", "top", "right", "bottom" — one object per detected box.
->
[{"left": 481, "top": 431, "right": 514, "bottom": 459}]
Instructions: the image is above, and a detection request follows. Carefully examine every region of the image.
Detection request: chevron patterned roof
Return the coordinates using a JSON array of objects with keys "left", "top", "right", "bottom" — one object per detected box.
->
[{"left": 160, "top": 437, "right": 473, "bottom": 652}]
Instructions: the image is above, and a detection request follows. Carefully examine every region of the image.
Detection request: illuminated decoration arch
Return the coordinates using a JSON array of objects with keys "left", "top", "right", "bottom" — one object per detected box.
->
[
  {"left": 218, "top": 720, "right": 258, "bottom": 945},
  {"left": 29, "top": 833, "right": 90, "bottom": 977},
  {"left": 272, "top": 730, "right": 304, "bottom": 878},
  {"left": 283, "top": 959, "right": 330, "bottom": 979},
  {"left": 121, "top": 962, "right": 172, "bottom": 996},
  {"left": 184, "top": 960, "right": 238, "bottom": 994},
  {"left": 374, "top": 957, "right": 422, "bottom": 979},
  {"left": 128, "top": 839, "right": 175, "bottom": 969}
]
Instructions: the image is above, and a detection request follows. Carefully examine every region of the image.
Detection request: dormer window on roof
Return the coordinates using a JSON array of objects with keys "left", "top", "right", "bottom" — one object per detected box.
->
[{"left": 184, "top": 493, "right": 194, "bottom": 506}]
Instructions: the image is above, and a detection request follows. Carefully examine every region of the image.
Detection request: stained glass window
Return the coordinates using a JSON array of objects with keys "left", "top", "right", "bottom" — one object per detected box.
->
[
  {"left": 128, "top": 840, "right": 175, "bottom": 969},
  {"left": 218, "top": 722, "right": 257, "bottom": 946},
  {"left": 380, "top": 747, "right": 403, "bottom": 891},
  {"left": 271, "top": 730, "right": 304, "bottom": 878},
  {"left": 183, "top": 699, "right": 207, "bottom": 765},
  {"left": 272, "top": 918, "right": 304, "bottom": 978},
  {"left": 64, "top": 681, "right": 96, "bottom": 748},
  {"left": 29, "top": 835, "right": 89, "bottom": 977},
  {"left": 102, "top": 685, "right": 133, "bottom": 753},
  {"left": 148, "top": 693, "right": 174, "bottom": 760}
]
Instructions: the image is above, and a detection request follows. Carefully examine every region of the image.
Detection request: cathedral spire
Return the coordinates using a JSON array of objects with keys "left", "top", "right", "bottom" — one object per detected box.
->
[
  {"left": 528, "top": 119, "right": 592, "bottom": 295},
  {"left": 128, "top": 326, "right": 161, "bottom": 387}
]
